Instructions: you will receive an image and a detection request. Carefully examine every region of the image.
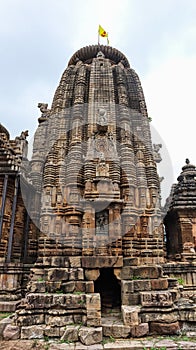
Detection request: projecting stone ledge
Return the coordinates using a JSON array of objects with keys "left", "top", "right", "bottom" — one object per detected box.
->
[
  {"left": 121, "top": 265, "right": 163, "bottom": 280},
  {"left": 0, "top": 301, "right": 21, "bottom": 312},
  {"left": 81, "top": 256, "right": 123, "bottom": 268},
  {"left": 1, "top": 338, "right": 196, "bottom": 349}
]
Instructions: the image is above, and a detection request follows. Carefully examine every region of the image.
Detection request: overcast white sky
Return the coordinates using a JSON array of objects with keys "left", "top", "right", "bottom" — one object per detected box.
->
[{"left": 0, "top": 0, "right": 196, "bottom": 202}]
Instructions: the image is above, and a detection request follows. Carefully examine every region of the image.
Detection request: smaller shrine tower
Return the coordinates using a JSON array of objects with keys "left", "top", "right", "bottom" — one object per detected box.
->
[{"left": 164, "top": 159, "right": 196, "bottom": 261}]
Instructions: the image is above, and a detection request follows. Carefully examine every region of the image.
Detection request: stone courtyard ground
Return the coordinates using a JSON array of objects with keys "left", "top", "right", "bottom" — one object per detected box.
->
[{"left": 1, "top": 336, "right": 196, "bottom": 350}]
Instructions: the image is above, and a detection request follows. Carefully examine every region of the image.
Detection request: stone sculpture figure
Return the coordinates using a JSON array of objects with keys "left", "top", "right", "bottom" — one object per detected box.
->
[
  {"left": 96, "top": 211, "right": 108, "bottom": 234},
  {"left": 15, "top": 130, "right": 29, "bottom": 158}
]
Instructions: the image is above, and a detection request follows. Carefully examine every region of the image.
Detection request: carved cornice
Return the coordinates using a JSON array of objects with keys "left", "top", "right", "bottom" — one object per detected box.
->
[{"left": 68, "top": 45, "right": 130, "bottom": 68}]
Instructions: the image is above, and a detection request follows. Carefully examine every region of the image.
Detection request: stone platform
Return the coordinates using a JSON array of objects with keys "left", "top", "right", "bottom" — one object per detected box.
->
[{"left": 1, "top": 336, "right": 196, "bottom": 350}]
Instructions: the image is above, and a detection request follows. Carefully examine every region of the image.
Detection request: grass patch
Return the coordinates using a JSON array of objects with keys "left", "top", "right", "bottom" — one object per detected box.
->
[
  {"left": 101, "top": 335, "right": 116, "bottom": 345},
  {"left": 0, "top": 312, "right": 13, "bottom": 319}
]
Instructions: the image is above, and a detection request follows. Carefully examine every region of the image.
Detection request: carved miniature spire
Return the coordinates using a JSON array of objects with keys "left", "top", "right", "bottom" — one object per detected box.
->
[{"left": 186, "top": 158, "right": 190, "bottom": 164}]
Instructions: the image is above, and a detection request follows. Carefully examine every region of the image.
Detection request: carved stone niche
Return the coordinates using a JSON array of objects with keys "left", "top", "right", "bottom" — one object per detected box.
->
[
  {"left": 140, "top": 216, "right": 149, "bottom": 238},
  {"left": 96, "top": 210, "right": 109, "bottom": 236},
  {"left": 153, "top": 144, "right": 162, "bottom": 163},
  {"left": 85, "top": 179, "right": 92, "bottom": 192},
  {"left": 96, "top": 179, "right": 111, "bottom": 194},
  {"left": 181, "top": 241, "right": 196, "bottom": 262},
  {"left": 69, "top": 192, "right": 80, "bottom": 204},
  {"left": 96, "top": 160, "right": 109, "bottom": 178},
  {"left": 96, "top": 108, "right": 108, "bottom": 133}
]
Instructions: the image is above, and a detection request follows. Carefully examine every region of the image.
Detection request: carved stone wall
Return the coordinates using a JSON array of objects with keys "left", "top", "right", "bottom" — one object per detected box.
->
[
  {"left": 0, "top": 124, "right": 38, "bottom": 306},
  {"left": 1, "top": 46, "right": 196, "bottom": 343},
  {"left": 164, "top": 160, "right": 196, "bottom": 261},
  {"left": 29, "top": 45, "right": 164, "bottom": 264}
]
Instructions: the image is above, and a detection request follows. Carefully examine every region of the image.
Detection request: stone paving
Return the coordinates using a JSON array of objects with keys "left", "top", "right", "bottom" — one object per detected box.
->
[{"left": 1, "top": 336, "right": 196, "bottom": 350}]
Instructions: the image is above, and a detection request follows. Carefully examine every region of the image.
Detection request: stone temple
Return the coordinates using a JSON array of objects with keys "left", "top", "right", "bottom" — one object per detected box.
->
[{"left": 0, "top": 45, "right": 196, "bottom": 344}]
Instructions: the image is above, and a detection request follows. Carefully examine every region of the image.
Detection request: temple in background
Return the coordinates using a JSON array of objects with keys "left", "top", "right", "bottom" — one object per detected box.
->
[{"left": 0, "top": 45, "right": 196, "bottom": 344}]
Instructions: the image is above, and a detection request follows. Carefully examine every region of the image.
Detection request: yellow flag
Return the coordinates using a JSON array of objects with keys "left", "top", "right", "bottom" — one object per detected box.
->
[
  {"left": 98, "top": 25, "right": 108, "bottom": 38},
  {"left": 98, "top": 25, "right": 109, "bottom": 45}
]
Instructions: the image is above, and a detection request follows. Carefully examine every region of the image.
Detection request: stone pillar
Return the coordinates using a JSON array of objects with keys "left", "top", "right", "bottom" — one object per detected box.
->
[
  {"left": 6, "top": 176, "right": 19, "bottom": 263},
  {"left": 0, "top": 174, "right": 8, "bottom": 240}
]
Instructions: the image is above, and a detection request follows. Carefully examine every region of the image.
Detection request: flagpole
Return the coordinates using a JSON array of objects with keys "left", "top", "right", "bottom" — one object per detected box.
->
[{"left": 98, "top": 26, "right": 100, "bottom": 45}]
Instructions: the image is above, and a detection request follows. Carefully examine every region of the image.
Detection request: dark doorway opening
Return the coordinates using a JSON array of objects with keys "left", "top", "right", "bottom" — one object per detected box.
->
[{"left": 94, "top": 268, "right": 121, "bottom": 311}]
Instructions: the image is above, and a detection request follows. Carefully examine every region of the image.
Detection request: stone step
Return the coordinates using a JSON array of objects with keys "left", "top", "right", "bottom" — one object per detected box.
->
[
  {"left": 0, "top": 301, "right": 20, "bottom": 312},
  {"left": 1, "top": 339, "right": 196, "bottom": 350},
  {"left": 102, "top": 315, "right": 131, "bottom": 339}
]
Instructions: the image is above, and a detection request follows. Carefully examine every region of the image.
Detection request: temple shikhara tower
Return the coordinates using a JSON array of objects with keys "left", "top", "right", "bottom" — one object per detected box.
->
[{"left": 0, "top": 45, "right": 196, "bottom": 344}]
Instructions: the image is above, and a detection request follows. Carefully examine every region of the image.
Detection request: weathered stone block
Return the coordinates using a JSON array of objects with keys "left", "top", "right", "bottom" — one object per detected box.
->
[
  {"left": 140, "top": 291, "right": 173, "bottom": 307},
  {"left": 85, "top": 281, "right": 94, "bottom": 293},
  {"left": 30, "top": 281, "right": 46, "bottom": 293},
  {"left": 45, "top": 315, "right": 73, "bottom": 327},
  {"left": 0, "top": 301, "right": 20, "bottom": 312},
  {"left": 64, "top": 294, "right": 86, "bottom": 309},
  {"left": 179, "top": 309, "right": 196, "bottom": 321},
  {"left": 3, "top": 324, "right": 20, "bottom": 340},
  {"left": 86, "top": 294, "right": 101, "bottom": 310},
  {"left": 150, "top": 321, "right": 180, "bottom": 335},
  {"left": 133, "top": 266, "right": 162, "bottom": 279},
  {"left": 86, "top": 294, "right": 101, "bottom": 325},
  {"left": 123, "top": 257, "right": 139, "bottom": 266},
  {"left": 16, "top": 313, "right": 45, "bottom": 326},
  {"left": 121, "top": 266, "right": 162, "bottom": 280},
  {"left": 48, "top": 268, "right": 69, "bottom": 282},
  {"left": 61, "top": 325, "right": 80, "bottom": 342},
  {"left": 85, "top": 269, "right": 100, "bottom": 281},
  {"left": 122, "top": 292, "right": 140, "bottom": 305},
  {"left": 76, "top": 344, "right": 103, "bottom": 350},
  {"left": 151, "top": 278, "right": 168, "bottom": 290},
  {"left": 52, "top": 295, "right": 66, "bottom": 306},
  {"left": 82, "top": 256, "right": 123, "bottom": 268},
  {"left": 51, "top": 257, "right": 69, "bottom": 267},
  {"left": 103, "top": 324, "right": 131, "bottom": 338},
  {"left": 122, "top": 305, "right": 140, "bottom": 326},
  {"left": 75, "top": 281, "right": 93, "bottom": 293},
  {"left": 140, "top": 311, "right": 178, "bottom": 323},
  {"left": 78, "top": 326, "right": 102, "bottom": 345},
  {"left": 29, "top": 269, "right": 43, "bottom": 282},
  {"left": 121, "top": 267, "right": 134, "bottom": 280},
  {"left": 62, "top": 281, "right": 75, "bottom": 293},
  {"left": 21, "top": 325, "right": 44, "bottom": 339},
  {"left": 50, "top": 343, "right": 75, "bottom": 350},
  {"left": 46, "top": 281, "right": 62, "bottom": 292},
  {"left": 121, "top": 280, "right": 134, "bottom": 294},
  {"left": 133, "top": 279, "right": 151, "bottom": 291},
  {"left": 167, "top": 278, "right": 178, "bottom": 288},
  {"left": 42, "top": 257, "right": 52, "bottom": 266},
  {"left": 86, "top": 311, "right": 102, "bottom": 326},
  {"left": 44, "top": 326, "right": 61, "bottom": 337},
  {"left": 67, "top": 281, "right": 94, "bottom": 293},
  {"left": 69, "top": 257, "right": 81, "bottom": 267},
  {"left": 69, "top": 268, "right": 84, "bottom": 280},
  {"left": 73, "top": 314, "right": 87, "bottom": 325},
  {"left": 130, "top": 323, "right": 149, "bottom": 337},
  {"left": 170, "top": 289, "right": 179, "bottom": 302},
  {"left": 113, "top": 268, "right": 121, "bottom": 280},
  {"left": 26, "top": 293, "right": 53, "bottom": 309},
  {"left": 181, "top": 321, "right": 196, "bottom": 332},
  {"left": 0, "top": 317, "right": 12, "bottom": 340}
]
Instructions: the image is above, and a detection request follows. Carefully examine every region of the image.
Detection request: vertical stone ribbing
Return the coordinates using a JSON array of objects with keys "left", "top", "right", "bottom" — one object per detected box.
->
[
  {"left": 6, "top": 176, "right": 19, "bottom": 262},
  {"left": 0, "top": 174, "right": 8, "bottom": 240},
  {"left": 30, "top": 45, "right": 164, "bottom": 261}
]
